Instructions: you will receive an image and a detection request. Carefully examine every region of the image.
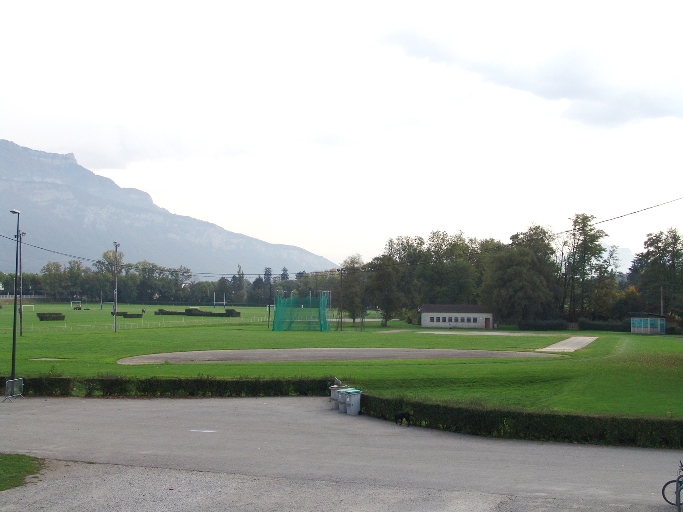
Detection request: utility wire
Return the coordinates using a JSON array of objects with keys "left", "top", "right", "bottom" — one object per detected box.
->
[
  {"left": 0, "top": 233, "right": 99, "bottom": 263},
  {"left": 557, "top": 195, "right": 683, "bottom": 235},
  {"left": 4, "top": 195, "right": 679, "bottom": 278}
]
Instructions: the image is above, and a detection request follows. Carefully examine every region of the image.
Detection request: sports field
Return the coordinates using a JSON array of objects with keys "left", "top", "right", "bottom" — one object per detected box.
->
[{"left": 1, "top": 302, "right": 683, "bottom": 419}]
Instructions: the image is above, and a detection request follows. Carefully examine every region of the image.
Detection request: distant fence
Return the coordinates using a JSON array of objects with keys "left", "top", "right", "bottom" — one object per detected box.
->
[{"left": 0, "top": 294, "right": 47, "bottom": 299}]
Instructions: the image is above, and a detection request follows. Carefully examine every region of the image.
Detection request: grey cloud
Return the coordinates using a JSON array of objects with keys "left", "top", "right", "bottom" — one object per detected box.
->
[
  {"left": 383, "top": 32, "right": 457, "bottom": 65},
  {"left": 312, "top": 134, "right": 348, "bottom": 146},
  {"left": 74, "top": 127, "right": 192, "bottom": 169},
  {"left": 385, "top": 31, "right": 683, "bottom": 126}
]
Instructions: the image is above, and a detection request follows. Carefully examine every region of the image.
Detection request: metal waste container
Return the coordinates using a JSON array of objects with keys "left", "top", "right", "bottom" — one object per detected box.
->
[
  {"left": 337, "top": 388, "right": 357, "bottom": 413},
  {"left": 345, "top": 390, "right": 362, "bottom": 415},
  {"left": 329, "top": 385, "right": 349, "bottom": 410}
]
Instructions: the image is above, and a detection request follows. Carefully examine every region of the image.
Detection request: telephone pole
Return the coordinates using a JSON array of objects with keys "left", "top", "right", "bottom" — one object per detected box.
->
[{"left": 113, "top": 242, "right": 120, "bottom": 332}]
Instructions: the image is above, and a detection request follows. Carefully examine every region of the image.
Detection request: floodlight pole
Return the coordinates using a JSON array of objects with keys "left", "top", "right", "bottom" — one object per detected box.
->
[
  {"left": 113, "top": 242, "right": 120, "bottom": 332},
  {"left": 19, "top": 231, "right": 24, "bottom": 336},
  {"left": 337, "top": 268, "right": 344, "bottom": 331},
  {"left": 10, "top": 210, "right": 20, "bottom": 381}
]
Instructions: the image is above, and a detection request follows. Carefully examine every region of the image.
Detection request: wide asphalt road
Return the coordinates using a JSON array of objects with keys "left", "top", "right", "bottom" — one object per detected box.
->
[{"left": 0, "top": 397, "right": 679, "bottom": 511}]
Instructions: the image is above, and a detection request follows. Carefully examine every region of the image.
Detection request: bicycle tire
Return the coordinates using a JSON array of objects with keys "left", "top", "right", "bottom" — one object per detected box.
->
[{"left": 663, "top": 479, "right": 680, "bottom": 506}]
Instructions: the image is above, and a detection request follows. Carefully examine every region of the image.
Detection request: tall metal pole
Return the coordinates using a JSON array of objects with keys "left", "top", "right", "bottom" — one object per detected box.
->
[
  {"left": 113, "top": 242, "right": 120, "bottom": 332},
  {"left": 338, "top": 268, "right": 344, "bottom": 331},
  {"left": 19, "top": 231, "right": 24, "bottom": 336},
  {"left": 10, "top": 210, "right": 20, "bottom": 381}
]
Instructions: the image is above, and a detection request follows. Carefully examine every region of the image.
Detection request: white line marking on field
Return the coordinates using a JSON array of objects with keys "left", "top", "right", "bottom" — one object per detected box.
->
[
  {"left": 536, "top": 337, "right": 598, "bottom": 352},
  {"left": 189, "top": 429, "right": 217, "bottom": 433}
]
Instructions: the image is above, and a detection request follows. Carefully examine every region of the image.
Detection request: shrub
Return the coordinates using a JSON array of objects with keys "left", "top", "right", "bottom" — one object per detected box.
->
[
  {"left": 517, "top": 319, "right": 568, "bottom": 331},
  {"left": 360, "top": 394, "right": 683, "bottom": 449},
  {"left": 155, "top": 309, "right": 185, "bottom": 316},
  {"left": 577, "top": 318, "right": 630, "bottom": 332},
  {"left": 21, "top": 376, "right": 75, "bottom": 396},
  {"left": 43, "top": 376, "right": 330, "bottom": 398},
  {"left": 36, "top": 313, "right": 65, "bottom": 321},
  {"left": 122, "top": 313, "right": 143, "bottom": 319}
]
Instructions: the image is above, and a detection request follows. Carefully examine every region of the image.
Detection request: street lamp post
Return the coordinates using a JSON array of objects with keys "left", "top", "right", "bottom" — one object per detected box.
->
[
  {"left": 113, "top": 242, "right": 120, "bottom": 333},
  {"left": 10, "top": 210, "right": 20, "bottom": 382}
]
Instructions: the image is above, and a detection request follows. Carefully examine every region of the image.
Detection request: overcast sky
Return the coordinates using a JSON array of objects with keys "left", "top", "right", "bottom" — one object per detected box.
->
[{"left": 1, "top": 2, "right": 682, "bottom": 272}]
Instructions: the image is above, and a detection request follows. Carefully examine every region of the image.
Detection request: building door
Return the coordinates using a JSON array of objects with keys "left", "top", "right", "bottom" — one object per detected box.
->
[{"left": 485, "top": 318, "right": 490, "bottom": 329}]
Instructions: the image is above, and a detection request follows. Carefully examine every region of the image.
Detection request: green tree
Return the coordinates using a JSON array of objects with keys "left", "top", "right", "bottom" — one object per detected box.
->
[
  {"left": 630, "top": 228, "right": 683, "bottom": 314},
  {"left": 40, "top": 262, "right": 67, "bottom": 299},
  {"left": 559, "top": 214, "right": 607, "bottom": 320},
  {"left": 341, "top": 254, "right": 365, "bottom": 325},
  {"left": 65, "top": 260, "right": 84, "bottom": 299},
  {"left": 247, "top": 276, "right": 266, "bottom": 305},
  {"left": 365, "top": 254, "right": 404, "bottom": 326},
  {"left": 480, "top": 247, "right": 554, "bottom": 323}
]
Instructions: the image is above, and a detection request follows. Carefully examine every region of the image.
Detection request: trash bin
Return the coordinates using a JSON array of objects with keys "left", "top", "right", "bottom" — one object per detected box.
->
[
  {"left": 345, "top": 390, "right": 362, "bottom": 416},
  {"left": 328, "top": 385, "right": 349, "bottom": 409},
  {"left": 337, "top": 388, "right": 357, "bottom": 413}
]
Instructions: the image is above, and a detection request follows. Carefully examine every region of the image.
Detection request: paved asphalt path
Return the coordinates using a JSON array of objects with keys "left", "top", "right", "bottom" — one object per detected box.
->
[{"left": 0, "top": 397, "right": 679, "bottom": 511}]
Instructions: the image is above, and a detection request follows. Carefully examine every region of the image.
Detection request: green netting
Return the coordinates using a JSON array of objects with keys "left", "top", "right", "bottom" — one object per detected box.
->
[{"left": 272, "top": 295, "right": 329, "bottom": 331}]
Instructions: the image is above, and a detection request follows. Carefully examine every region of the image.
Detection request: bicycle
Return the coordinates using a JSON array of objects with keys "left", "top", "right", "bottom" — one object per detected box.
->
[{"left": 662, "top": 460, "right": 683, "bottom": 506}]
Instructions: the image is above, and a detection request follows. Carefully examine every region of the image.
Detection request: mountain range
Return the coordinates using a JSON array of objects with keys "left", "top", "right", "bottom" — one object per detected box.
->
[{"left": 0, "top": 140, "right": 337, "bottom": 275}]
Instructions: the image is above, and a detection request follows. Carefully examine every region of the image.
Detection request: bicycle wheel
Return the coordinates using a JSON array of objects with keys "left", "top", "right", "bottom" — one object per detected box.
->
[{"left": 663, "top": 479, "right": 680, "bottom": 506}]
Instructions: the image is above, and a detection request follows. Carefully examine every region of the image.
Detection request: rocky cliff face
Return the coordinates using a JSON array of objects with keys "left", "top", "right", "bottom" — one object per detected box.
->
[{"left": 0, "top": 140, "right": 336, "bottom": 274}]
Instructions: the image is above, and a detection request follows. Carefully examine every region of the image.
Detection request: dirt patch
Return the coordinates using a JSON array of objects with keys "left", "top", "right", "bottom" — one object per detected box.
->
[{"left": 118, "top": 348, "right": 557, "bottom": 365}]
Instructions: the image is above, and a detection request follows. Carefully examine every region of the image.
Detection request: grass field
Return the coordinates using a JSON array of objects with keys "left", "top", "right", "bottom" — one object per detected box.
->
[
  {"left": 0, "top": 454, "right": 43, "bottom": 491},
  {"left": 2, "top": 302, "right": 683, "bottom": 419}
]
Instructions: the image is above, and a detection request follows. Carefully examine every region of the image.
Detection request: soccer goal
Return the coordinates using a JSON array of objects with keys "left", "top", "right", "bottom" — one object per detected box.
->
[
  {"left": 20, "top": 305, "right": 34, "bottom": 312},
  {"left": 70, "top": 301, "right": 82, "bottom": 308}
]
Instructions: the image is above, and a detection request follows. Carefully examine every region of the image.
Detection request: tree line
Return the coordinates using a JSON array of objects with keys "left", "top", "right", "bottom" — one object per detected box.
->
[{"left": 2, "top": 213, "right": 681, "bottom": 327}]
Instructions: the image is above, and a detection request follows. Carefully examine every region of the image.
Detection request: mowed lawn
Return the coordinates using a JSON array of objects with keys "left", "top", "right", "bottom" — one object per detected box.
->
[{"left": 2, "top": 303, "right": 683, "bottom": 419}]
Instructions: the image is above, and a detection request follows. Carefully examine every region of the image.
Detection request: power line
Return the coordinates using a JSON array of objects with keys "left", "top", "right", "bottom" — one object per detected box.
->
[
  {"left": 0, "top": 234, "right": 99, "bottom": 263},
  {"left": 557, "top": 196, "right": 683, "bottom": 235}
]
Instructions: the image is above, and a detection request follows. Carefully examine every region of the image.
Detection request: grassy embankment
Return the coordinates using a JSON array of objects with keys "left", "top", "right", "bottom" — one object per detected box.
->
[{"left": 1, "top": 303, "right": 683, "bottom": 418}]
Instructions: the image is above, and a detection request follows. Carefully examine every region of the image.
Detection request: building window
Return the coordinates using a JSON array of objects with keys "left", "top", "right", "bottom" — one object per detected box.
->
[
  {"left": 448, "top": 317, "right": 452, "bottom": 322},
  {"left": 467, "top": 317, "right": 471, "bottom": 323},
  {"left": 472, "top": 317, "right": 478, "bottom": 323},
  {"left": 442, "top": 317, "right": 446, "bottom": 322},
  {"left": 454, "top": 317, "right": 459, "bottom": 322},
  {"left": 430, "top": 317, "right": 434, "bottom": 322},
  {"left": 436, "top": 317, "right": 441, "bottom": 322},
  {"left": 460, "top": 317, "right": 465, "bottom": 322}
]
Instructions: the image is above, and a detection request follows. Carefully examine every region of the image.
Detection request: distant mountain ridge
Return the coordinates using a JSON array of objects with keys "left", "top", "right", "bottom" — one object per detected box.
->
[{"left": 0, "top": 140, "right": 337, "bottom": 275}]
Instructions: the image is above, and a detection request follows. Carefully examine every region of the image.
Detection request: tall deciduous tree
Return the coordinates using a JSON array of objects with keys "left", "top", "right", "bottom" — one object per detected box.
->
[
  {"left": 40, "top": 262, "right": 67, "bottom": 299},
  {"left": 630, "top": 228, "right": 683, "bottom": 314},
  {"left": 560, "top": 214, "right": 607, "bottom": 320},
  {"left": 365, "top": 254, "right": 404, "bottom": 326},
  {"left": 341, "top": 254, "right": 365, "bottom": 325}
]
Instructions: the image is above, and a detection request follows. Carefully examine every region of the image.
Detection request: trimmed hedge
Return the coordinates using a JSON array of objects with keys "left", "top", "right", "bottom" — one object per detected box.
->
[
  {"left": 36, "top": 313, "right": 65, "bottom": 321},
  {"left": 153, "top": 308, "right": 241, "bottom": 318},
  {"left": 122, "top": 313, "right": 143, "bottom": 319},
  {"left": 517, "top": 319, "right": 568, "bottom": 331},
  {"left": 155, "top": 309, "right": 189, "bottom": 316},
  {"left": 0, "top": 375, "right": 329, "bottom": 399},
  {"left": 360, "top": 394, "right": 683, "bottom": 449},
  {"left": 577, "top": 318, "right": 630, "bottom": 332}
]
